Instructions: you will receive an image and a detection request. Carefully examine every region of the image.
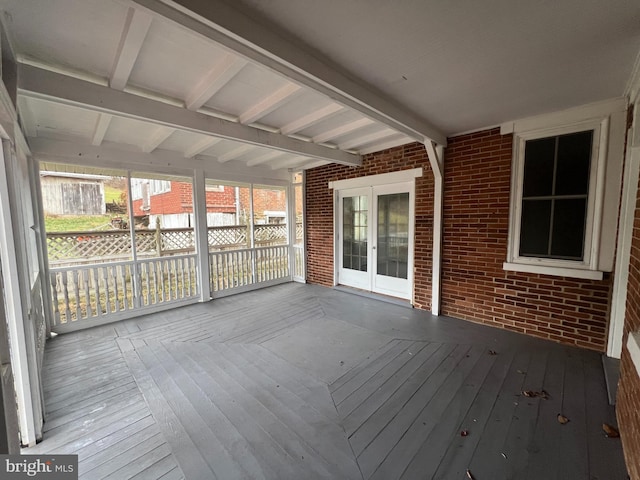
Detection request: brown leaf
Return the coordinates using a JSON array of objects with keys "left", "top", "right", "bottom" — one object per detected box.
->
[
  {"left": 522, "top": 390, "right": 535, "bottom": 397},
  {"left": 540, "top": 390, "right": 550, "bottom": 400},
  {"left": 466, "top": 469, "right": 475, "bottom": 479},
  {"left": 557, "top": 414, "right": 569, "bottom": 424},
  {"left": 488, "top": 350, "right": 498, "bottom": 355},
  {"left": 602, "top": 423, "right": 620, "bottom": 438},
  {"left": 460, "top": 430, "right": 469, "bottom": 437}
]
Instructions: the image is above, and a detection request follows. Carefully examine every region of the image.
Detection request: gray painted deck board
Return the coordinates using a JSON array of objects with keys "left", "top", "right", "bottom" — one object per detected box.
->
[{"left": 27, "top": 283, "right": 627, "bottom": 479}]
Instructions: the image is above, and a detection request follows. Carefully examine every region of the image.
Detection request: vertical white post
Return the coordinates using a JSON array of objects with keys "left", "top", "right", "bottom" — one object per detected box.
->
[
  {"left": 425, "top": 141, "right": 444, "bottom": 315},
  {"left": 287, "top": 180, "right": 296, "bottom": 280},
  {"left": 0, "top": 140, "right": 37, "bottom": 446},
  {"left": 608, "top": 106, "right": 640, "bottom": 358},
  {"left": 249, "top": 184, "right": 256, "bottom": 284},
  {"left": 193, "top": 169, "right": 211, "bottom": 301},
  {"left": 126, "top": 171, "right": 140, "bottom": 307}
]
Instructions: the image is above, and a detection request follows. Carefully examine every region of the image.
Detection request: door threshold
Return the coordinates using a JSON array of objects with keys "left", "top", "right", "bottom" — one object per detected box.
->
[{"left": 333, "top": 285, "right": 413, "bottom": 309}]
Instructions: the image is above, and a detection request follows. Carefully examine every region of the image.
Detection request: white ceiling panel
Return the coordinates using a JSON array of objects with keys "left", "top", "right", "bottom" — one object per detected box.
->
[
  {"left": 103, "top": 116, "right": 162, "bottom": 149},
  {"left": 204, "top": 64, "right": 293, "bottom": 116},
  {"left": 258, "top": 91, "right": 335, "bottom": 129},
  {"left": 296, "top": 110, "right": 367, "bottom": 138},
  {"left": 127, "top": 20, "right": 229, "bottom": 101},
  {"left": 4, "top": 0, "right": 128, "bottom": 78},
  {"left": 26, "top": 97, "right": 97, "bottom": 141}
]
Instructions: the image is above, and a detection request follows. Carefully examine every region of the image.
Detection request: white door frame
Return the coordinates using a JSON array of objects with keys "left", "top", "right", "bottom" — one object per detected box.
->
[{"left": 330, "top": 168, "right": 422, "bottom": 301}]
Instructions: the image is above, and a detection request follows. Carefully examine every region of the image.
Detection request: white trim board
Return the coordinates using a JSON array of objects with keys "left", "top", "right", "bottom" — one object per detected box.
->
[
  {"left": 328, "top": 168, "right": 423, "bottom": 190},
  {"left": 628, "top": 332, "right": 640, "bottom": 379},
  {"left": 503, "top": 262, "right": 604, "bottom": 281}
]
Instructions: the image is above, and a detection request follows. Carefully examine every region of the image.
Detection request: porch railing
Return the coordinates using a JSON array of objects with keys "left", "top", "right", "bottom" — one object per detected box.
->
[
  {"left": 209, "top": 245, "right": 290, "bottom": 294},
  {"left": 49, "top": 254, "right": 198, "bottom": 325}
]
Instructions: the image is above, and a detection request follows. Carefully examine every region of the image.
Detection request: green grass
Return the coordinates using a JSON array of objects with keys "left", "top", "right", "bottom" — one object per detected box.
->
[
  {"left": 45, "top": 215, "right": 122, "bottom": 232},
  {"left": 104, "top": 185, "right": 125, "bottom": 204}
]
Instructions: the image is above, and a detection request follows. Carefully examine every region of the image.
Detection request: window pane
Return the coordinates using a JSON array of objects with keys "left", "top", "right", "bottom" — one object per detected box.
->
[
  {"left": 523, "top": 137, "right": 555, "bottom": 197},
  {"left": 377, "top": 193, "right": 409, "bottom": 279},
  {"left": 519, "top": 199, "right": 551, "bottom": 256},
  {"left": 343, "top": 196, "right": 368, "bottom": 272},
  {"left": 550, "top": 198, "right": 587, "bottom": 259},
  {"left": 253, "top": 186, "right": 287, "bottom": 246},
  {"left": 555, "top": 130, "right": 592, "bottom": 196},
  {"left": 205, "top": 180, "right": 250, "bottom": 251}
]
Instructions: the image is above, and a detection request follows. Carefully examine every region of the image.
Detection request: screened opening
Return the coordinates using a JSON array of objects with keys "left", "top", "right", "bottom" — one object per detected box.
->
[{"left": 519, "top": 130, "right": 593, "bottom": 260}]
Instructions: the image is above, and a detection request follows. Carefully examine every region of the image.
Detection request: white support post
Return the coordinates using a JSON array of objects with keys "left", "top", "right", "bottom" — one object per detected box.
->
[
  {"left": 0, "top": 140, "right": 37, "bottom": 446},
  {"left": 126, "top": 171, "right": 141, "bottom": 308},
  {"left": 425, "top": 141, "right": 444, "bottom": 316},
  {"left": 287, "top": 180, "right": 296, "bottom": 281},
  {"left": 193, "top": 168, "right": 211, "bottom": 301}
]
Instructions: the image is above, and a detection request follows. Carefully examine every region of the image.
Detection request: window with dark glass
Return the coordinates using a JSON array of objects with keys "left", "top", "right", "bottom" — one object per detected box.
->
[{"left": 519, "top": 130, "right": 593, "bottom": 260}]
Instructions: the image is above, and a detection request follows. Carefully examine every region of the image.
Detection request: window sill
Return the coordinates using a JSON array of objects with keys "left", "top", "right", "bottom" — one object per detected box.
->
[
  {"left": 628, "top": 332, "right": 640, "bottom": 378},
  {"left": 502, "top": 262, "right": 604, "bottom": 280}
]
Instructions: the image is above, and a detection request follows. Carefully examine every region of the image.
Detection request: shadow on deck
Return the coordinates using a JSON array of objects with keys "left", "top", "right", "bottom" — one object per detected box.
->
[{"left": 27, "top": 283, "right": 628, "bottom": 479}]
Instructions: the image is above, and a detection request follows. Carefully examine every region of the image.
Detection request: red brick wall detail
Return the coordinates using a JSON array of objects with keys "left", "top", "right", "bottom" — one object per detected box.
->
[{"left": 617, "top": 151, "right": 640, "bottom": 479}]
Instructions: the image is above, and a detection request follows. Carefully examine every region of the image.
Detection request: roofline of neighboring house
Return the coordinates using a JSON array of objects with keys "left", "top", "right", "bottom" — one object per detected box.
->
[{"left": 40, "top": 171, "right": 107, "bottom": 181}]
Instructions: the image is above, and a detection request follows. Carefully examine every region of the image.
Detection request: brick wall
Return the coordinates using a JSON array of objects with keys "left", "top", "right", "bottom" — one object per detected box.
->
[
  {"left": 617, "top": 157, "right": 640, "bottom": 479},
  {"left": 305, "top": 143, "right": 434, "bottom": 307},
  {"left": 306, "top": 128, "right": 612, "bottom": 350},
  {"left": 442, "top": 128, "right": 612, "bottom": 351},
  {"left": 132, "top": 182, "right": 236, "bottom": 215}
]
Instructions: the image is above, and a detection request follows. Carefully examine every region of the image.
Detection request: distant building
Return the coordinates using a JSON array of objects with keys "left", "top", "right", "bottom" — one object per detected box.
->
[{"left": 40, "top": 171, "right": 106, "bottom": 216}]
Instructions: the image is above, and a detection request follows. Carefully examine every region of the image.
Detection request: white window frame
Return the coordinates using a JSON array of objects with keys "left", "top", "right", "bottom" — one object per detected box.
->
[{"left": 504, "top": 118, "right": 608, "bottom": 280}]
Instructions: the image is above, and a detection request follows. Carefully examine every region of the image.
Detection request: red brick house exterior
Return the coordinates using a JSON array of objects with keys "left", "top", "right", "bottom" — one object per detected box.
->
[{"left": 306, "top": 128, "right": 611, "bottom": 350}]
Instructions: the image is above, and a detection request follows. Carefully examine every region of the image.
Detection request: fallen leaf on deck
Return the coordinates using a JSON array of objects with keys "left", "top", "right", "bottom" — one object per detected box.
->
[
  {"left": 488, "top": 350, "right": 497, "bottom": 355},
  {"left": 461, "top": 430, "right": 469, "bottom": 437},
  {"left": 521, "top": 390, "right": 549, "bottom": 399},
  {"left": 466, "top": 469, "right": 475, "bottom": 479},
  {"left": 557, "top": 414, "right": 569, "bottom": 424},
  {"left": 603, "top": 423, "right": 620, "bottom": 437},
  {"left": 517, "top": 369, "right": 526, "bottom": 374}
]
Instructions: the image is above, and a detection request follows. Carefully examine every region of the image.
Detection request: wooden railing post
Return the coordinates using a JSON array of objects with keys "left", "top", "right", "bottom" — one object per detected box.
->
[{"left": 155, "top": 217, "right": 162, "bottom": 257}]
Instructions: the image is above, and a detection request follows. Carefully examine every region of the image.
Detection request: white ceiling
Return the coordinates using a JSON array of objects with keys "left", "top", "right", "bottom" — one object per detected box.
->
[{"left": 2, "top": 0, "right": 639, "bottom": 174}]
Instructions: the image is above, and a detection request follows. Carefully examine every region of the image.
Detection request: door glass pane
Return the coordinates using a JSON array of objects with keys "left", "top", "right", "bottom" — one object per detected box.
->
[
  {"left": 343, "top": 196, "right": 368, "bottom": 272},
  {"left": 377, "top": 192, "right": 409, "bottom": 279}
]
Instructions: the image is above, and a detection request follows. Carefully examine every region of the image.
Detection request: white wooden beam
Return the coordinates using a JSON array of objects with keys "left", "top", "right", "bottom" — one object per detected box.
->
[
  {"left": 338, "top": 130, "right": 398, "bottom": 151},
  {"left": 217, "top": 144, "right": 252, "bottom": 163},
  {"left": 300, "top": 159, "right": 329, "bottom": 170},
  {"left": 29, "top": 137, "right": 291, "bottom": 184},
  {"left": 185, "top": 54, "right": 246, "bottom": 111},
  {"left": 19, "top": 64, "right": 361, "bottom": 166},
  {"left": 360, "top": 135, "right": 413, "bottom": 155},
  {"left": 184, "top": 136, "right": 222, "bottom": 158},
  {"left": 238, "top": 83, "right": 301, "bottom": 125},
  {"left": 90, "top": 113, "right": 112, "bottom": 146},
  {"left": 142, "top": 126, "right": 174, "bottom": 152},
  {"left": 312, "top": 118, "right": 373, "bottom": 144},
  {"left": 424, "top": 141, "right": 444, "bottom": 315},
  {"left": 245, "top": 150, "right": 285, "bottom": 167},
  {"left": 128, "top": 0, "right": 447, "bottom": 146},
  {"left": 279, "top": 104, "right": 343, "bottom": 136},
  {"left": 110, "top": 7, "right": 153, "bottom": 90},
  {"left": 16, "top": 99, "right": 37, "bottom": 138}
]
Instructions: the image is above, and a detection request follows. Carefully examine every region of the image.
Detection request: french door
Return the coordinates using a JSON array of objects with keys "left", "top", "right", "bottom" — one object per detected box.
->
[{"left": 337, "top": 182, "right": 414, "bottom": 300}]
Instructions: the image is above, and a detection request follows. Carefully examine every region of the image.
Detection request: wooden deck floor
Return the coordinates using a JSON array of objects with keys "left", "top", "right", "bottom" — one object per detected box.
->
[{"left": 27, "top": 283, "right": 628, "bottom": 479}]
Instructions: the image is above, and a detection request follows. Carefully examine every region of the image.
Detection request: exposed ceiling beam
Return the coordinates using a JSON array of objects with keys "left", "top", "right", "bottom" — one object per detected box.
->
[
  {"left": 142, "top": 126, "right": 175, "bottom": 152},
  {"left": 300, "top": 159, "right": 329, "bottom": 170},
  {"left": 19, "top": 64, "right": 361, "bottom": 166},
  {"left": 217, "top": 144, "right": 252, "bottom": 163},
  {"left": 246, "top": 150, "right": 286, "bottom": 167},
  {"left": 238, "top": 83, "right": 301, "bottom": 125},
  {"left": 128, "top": 0, "right": 447, "bottom": 146},
  {"left": 29, "top": 137, "right": 290, "bottom": 183},
  {"left": 312, "top": 118, "right": 373, "bottom": 144},
  {"left": 90, "top": 113, "right": 112, "bottom": 146},
  {"left": 279, "top": 103, "right": 343, "bottom": 135},
  {"left": 184, "top": 136, "right": 222, "bottom": 158},
  {"left": 185, "top": 54, "right": 246, "bottom": 111},
  {"left": 110, "top": 7, "right": 153, "bottom": 90}
]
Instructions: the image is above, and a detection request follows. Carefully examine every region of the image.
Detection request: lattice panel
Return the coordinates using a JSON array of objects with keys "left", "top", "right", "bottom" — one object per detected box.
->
[{"left": 207, "top": 226, "right": 248, "bottom": 249}]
